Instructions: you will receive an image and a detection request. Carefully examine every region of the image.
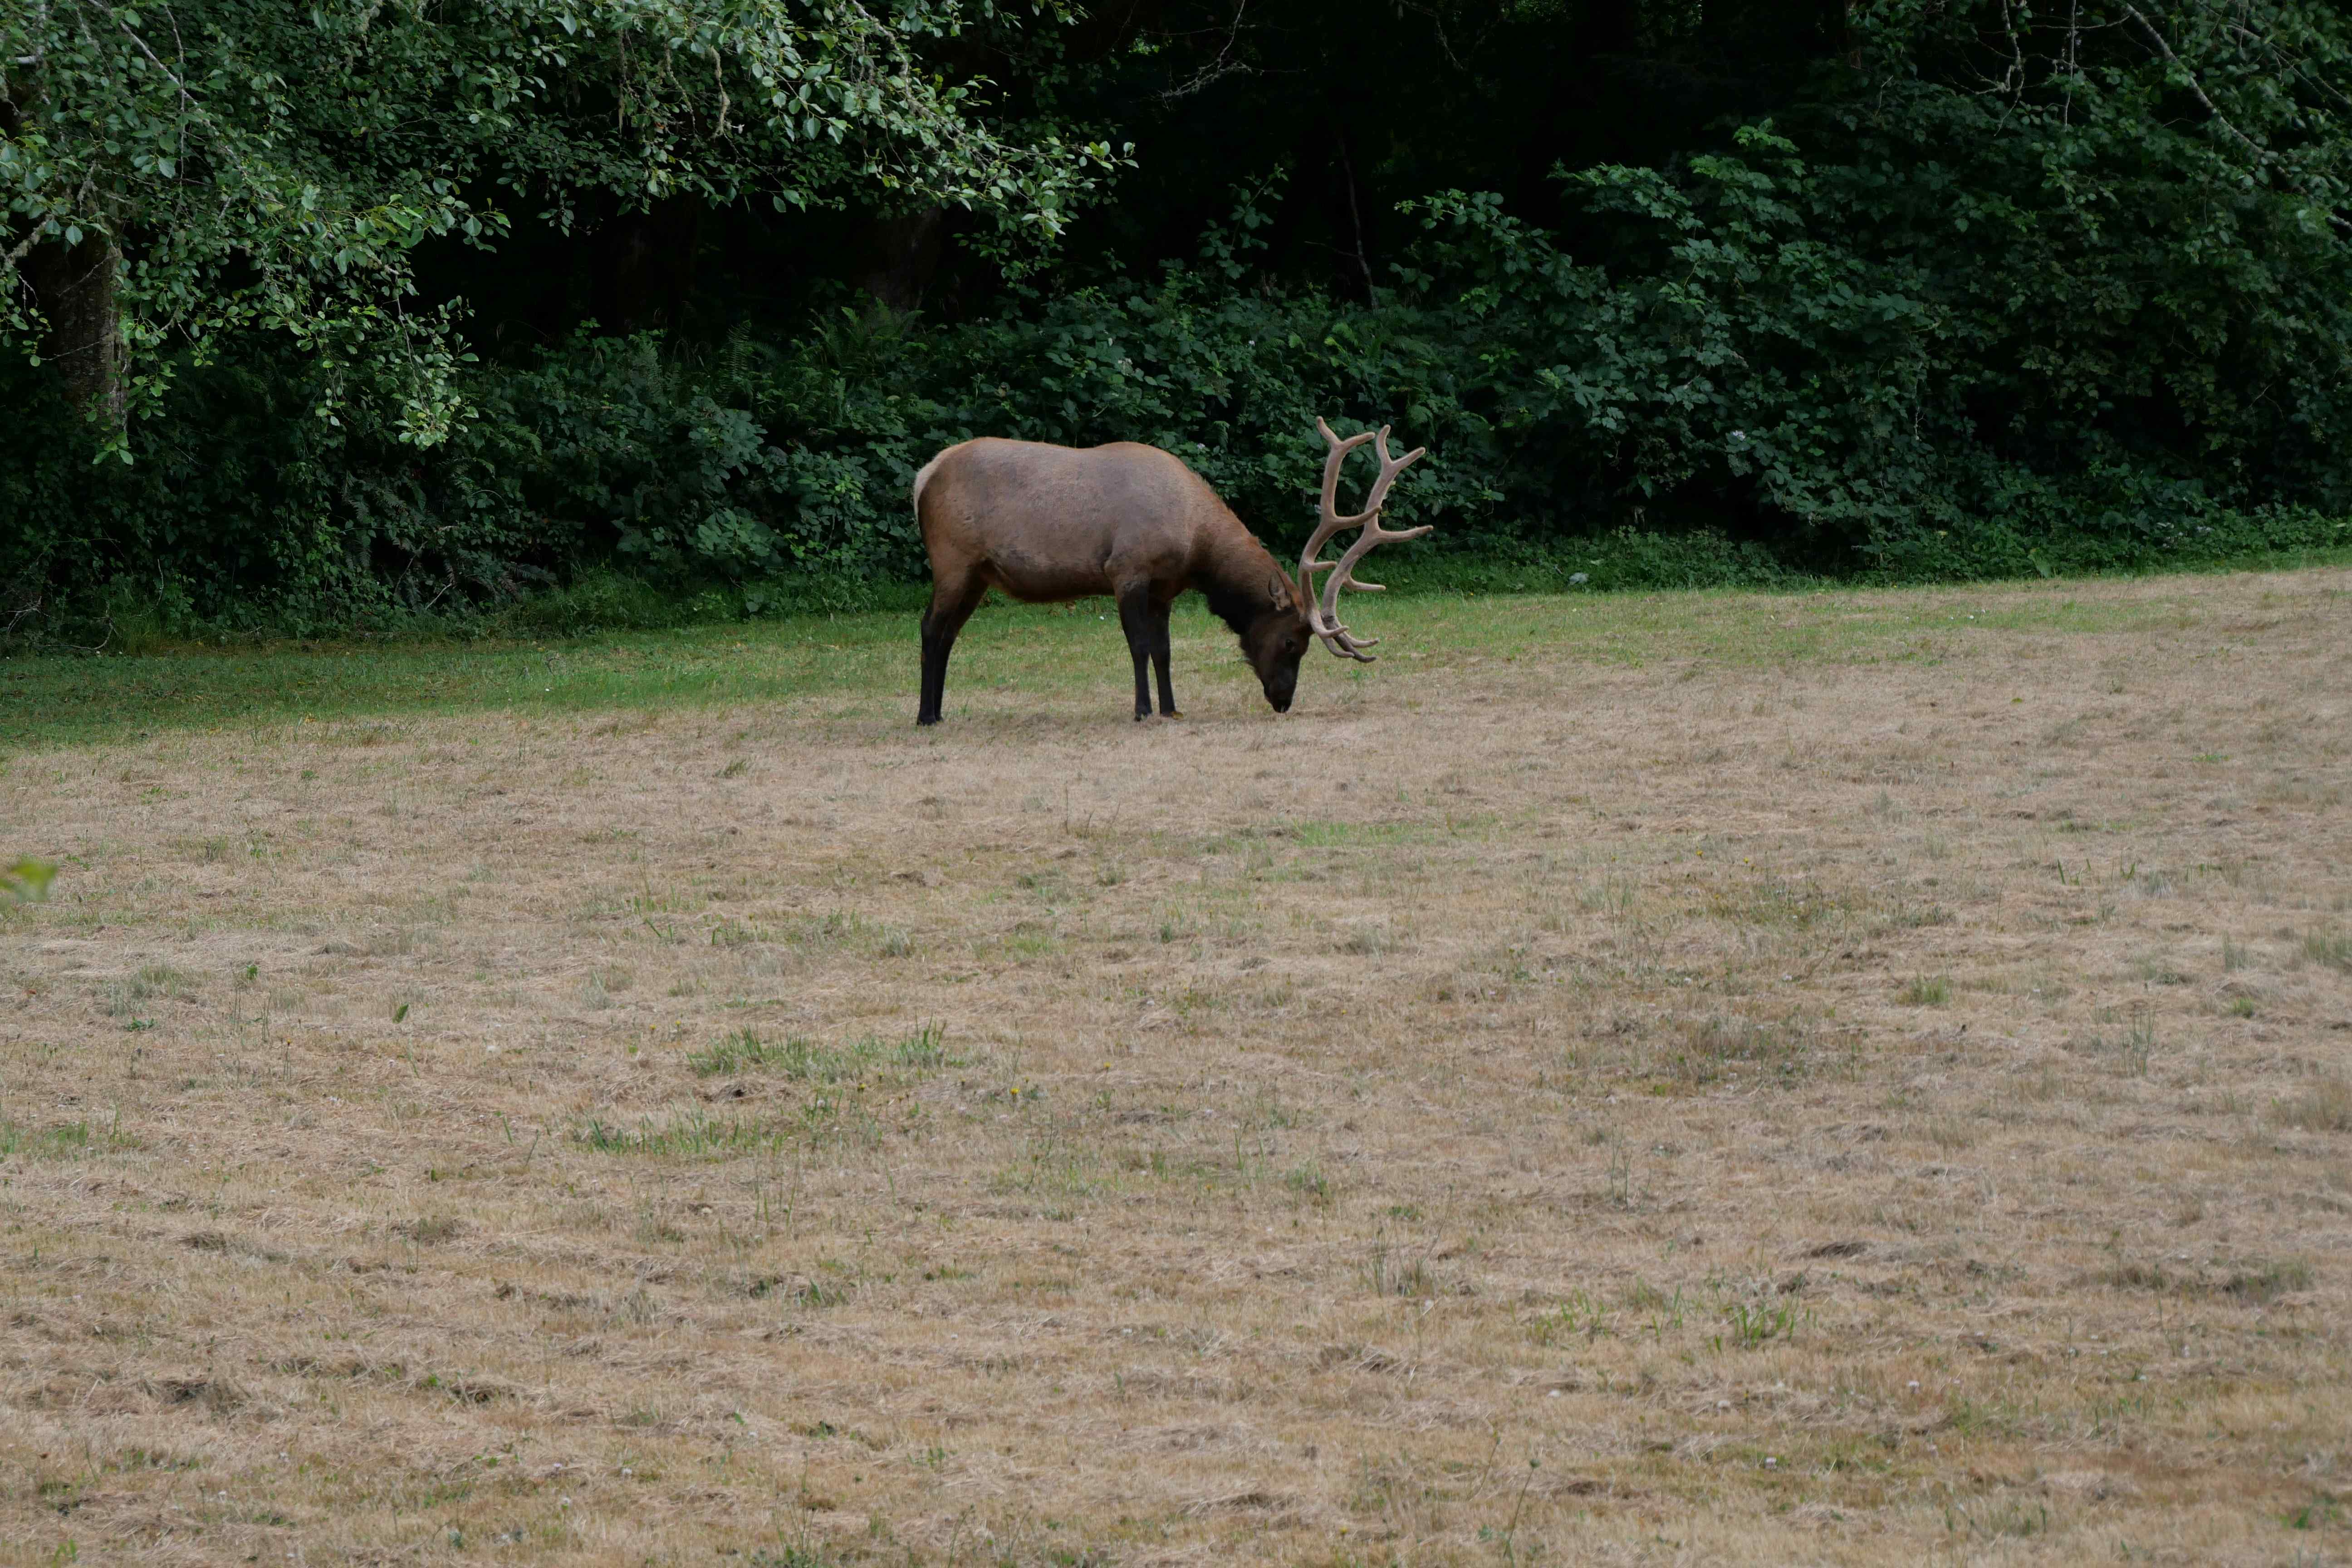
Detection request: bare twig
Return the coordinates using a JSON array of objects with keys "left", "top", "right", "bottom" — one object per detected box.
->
[
  {"left": 1334, "top": 124, "right": 1376, "bottom": 307},
  {"left": 2061, "top": 0, "right": 2083, "bottom": 125},
  {"left": 2123, "top": 3, "right": 2275, "bottom": 166},
  {"left": 1155, "top": 0, "right": 1253, "bottom": 102},
  {"left": 1396, "top": 0, "right": 1506, "bottom": 74},
  {"left": 2123, "top": 2, "right": 2351, "bottom": 234},
  {"left": 2184, "top": 0, "right": 2352, "bottom": 114},
  {"left": 1983, "top": 0, "right": 2030, "bottom": 112}
]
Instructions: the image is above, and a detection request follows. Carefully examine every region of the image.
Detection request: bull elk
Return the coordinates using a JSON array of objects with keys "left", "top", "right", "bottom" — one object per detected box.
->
[{"left": 911, "top": 418, "right": 1429, "bottom": 724}]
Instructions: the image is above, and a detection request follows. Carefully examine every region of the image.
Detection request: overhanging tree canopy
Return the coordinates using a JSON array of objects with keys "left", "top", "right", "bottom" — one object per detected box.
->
[{"left": 1, "top": 0, "right": 1121, "bottom": 443}]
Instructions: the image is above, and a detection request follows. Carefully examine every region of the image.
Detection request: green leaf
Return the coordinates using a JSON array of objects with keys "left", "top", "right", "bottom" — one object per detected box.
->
[{"left": 3, "top": 859, "right": 56, "bottom": 903}]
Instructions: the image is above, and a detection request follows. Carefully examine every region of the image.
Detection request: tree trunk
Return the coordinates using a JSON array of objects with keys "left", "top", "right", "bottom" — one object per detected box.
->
[
  {"left": 1328, "top": 120, "right": 1378, "bottom": 307},
  {"left": 27, "top": 232, "right": 124, "bottom": 423},
  {"left": 590, "top": 198, "right": 702, "bottom": 335},
  {"left": 854, "top": 206, "right": 946, "bottom": 316}
]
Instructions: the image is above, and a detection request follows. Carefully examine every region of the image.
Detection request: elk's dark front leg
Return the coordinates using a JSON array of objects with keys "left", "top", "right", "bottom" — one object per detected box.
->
[
  {"left": 917, "top": 577, "right": 985, "bottom": 725},
  {"left": 1148, "top": 598, "right": 1181, "bottom": 719},
  {"left": 1117, "top": 582, "right": 1156, "bottom": 721}
]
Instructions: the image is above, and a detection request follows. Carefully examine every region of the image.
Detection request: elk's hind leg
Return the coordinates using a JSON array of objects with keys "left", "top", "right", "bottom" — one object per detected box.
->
[
  {"left": 917, "top": 573, "right": 987, "bottom": 726},
  {"left": 1117, "top": 582, "right": 1157, "bottom": 721}
]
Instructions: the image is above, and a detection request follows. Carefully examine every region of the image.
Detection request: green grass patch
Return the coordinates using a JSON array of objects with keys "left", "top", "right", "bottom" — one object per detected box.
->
[
  {"left": 0, "top": 1115, "right": 137, "bottom": 1159},
  {"left": 688, "top": 1024, "right": 949, "bottom": 1081},
  {"left": 2272, "top": 1074, "right": 2352, "bottom": 1133},
  {"left": 1288, "top": 820, "right": 1431, "bottom": 848},
  {"left": 573, "top": 1109, "right": 780, "bottom": 1159},
  {"left": 709, "top": 910, "right": 912, "bottom": 958},
  {"left": 2302, "top": 931, "right": 2352, "bottom": 975},
  {"left": 2222, "top": 1258, "right": 2314, "bottom": 1304},
  {"left": 1709, "top": 876, "right": 1852, "bottom": 930},
  {"left": 1898, "top": 975, "right": 1953, "bottom": 1007},
  {"left": 4, "top": 569, "right": 2346, "bottom": 747}
]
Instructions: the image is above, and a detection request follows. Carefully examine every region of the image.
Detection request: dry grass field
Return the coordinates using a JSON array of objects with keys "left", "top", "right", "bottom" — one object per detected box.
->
[{"left": 4, "top": 568, "right": 2351, "bottom": 1567}]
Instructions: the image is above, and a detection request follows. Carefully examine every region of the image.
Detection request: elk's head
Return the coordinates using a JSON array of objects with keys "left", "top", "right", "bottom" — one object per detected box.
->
[{"left": 1240, "top": 575, "right": 1314, "bottom": 712}]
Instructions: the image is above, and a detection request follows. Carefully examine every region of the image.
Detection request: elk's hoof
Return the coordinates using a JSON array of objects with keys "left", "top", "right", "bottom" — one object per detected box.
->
[{"left": 1161, "top": 710, "right": 1184, "bottom": 721}]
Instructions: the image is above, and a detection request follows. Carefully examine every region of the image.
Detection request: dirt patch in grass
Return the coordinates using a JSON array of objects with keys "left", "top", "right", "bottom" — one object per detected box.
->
[{"left": 4, "top": 568, "right": 2351, "bottom": 1564}]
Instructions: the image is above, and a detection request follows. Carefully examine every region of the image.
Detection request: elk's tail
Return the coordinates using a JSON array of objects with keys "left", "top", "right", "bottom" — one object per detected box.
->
[{"left": 911, "top": 451, "right": 947, "bottom": 537}]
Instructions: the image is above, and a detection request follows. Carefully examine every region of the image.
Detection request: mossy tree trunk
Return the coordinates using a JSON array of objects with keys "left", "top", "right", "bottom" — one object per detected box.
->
[{"left": 26, "top": 231, "right": 124, "bottom": 424}]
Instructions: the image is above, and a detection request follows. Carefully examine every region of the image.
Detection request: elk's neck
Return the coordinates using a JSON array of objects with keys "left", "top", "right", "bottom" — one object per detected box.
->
[{"left": 1194, "top": 531, "right": 1287, "bottom": 637}]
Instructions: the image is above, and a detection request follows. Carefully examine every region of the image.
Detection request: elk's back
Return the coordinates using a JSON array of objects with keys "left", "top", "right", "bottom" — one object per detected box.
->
[{"left": 916, "top": 439, "right": 1230, "bottom": 602}]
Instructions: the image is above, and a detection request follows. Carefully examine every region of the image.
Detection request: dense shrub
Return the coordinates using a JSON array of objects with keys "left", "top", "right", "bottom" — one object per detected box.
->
[{"left": 7, "top": 29, "right": 2351, "bottom": 639}]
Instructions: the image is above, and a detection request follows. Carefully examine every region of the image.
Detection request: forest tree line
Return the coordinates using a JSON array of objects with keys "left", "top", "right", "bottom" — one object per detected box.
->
[{"left": 5, "top": 0, "right": 2351, "bottom": 637}]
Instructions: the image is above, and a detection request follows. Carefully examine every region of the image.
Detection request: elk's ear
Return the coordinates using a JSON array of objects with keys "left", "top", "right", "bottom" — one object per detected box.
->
[{"left": 1267, "top": 573, "right": 1294, "bottom": 612}]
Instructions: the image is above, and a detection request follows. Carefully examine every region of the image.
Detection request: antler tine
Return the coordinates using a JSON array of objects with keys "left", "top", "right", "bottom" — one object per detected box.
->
[
  {"left": 1300, "top": 417, "right": 1377, "bottom": 584},
  {"left": 1358, "top": 426, "right": 1427, "bottom": 519},
  {"left": 1332, "top": 426, "right": 1431, "bottom": 589},
  {"left": 1298, "top": 417, "right": 1432, "bottom": 662},
  {"left": 1313, "top": 512, "right": 1435, "bottom": 657}
]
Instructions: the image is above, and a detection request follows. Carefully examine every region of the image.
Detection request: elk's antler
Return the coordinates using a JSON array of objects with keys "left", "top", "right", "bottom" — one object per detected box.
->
[{"left": 1298, "top": 417, "right": 1431, "bottom": 661}]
